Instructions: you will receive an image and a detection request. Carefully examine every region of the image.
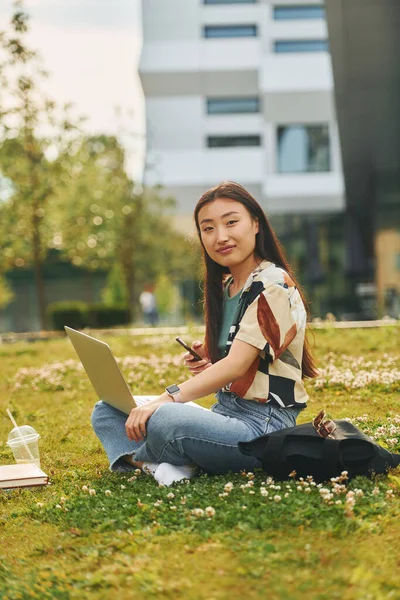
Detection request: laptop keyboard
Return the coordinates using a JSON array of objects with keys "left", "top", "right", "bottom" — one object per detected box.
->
[{"left": 133, "top": 395, "right": 157, "bottom": 407}]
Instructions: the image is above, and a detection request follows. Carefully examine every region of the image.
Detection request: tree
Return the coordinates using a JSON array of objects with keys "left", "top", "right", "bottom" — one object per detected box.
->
[
  {"left": 0, "top": 275, "right": 14, "bottom": 309},
  {"left": 54, "top": 134, "right": 200, "bottom": 316},
  {"left": 0, "top": 1, "right": 82, "bottom": 329}
]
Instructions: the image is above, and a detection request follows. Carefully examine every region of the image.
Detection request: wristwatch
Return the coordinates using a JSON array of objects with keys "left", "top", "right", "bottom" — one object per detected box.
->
[{"left": 165, "top": 384, "right": 183, "bottom": 403}]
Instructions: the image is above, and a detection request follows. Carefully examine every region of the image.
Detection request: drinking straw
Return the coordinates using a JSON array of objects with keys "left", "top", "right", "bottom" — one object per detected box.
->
[{"left": 6, "top": 408, "right": 36, "bottom": 462}]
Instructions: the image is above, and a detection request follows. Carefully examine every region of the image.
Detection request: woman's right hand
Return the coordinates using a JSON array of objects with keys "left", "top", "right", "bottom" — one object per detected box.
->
[{"left": 183, "top": 340, "right": 211, "bottom": 376}]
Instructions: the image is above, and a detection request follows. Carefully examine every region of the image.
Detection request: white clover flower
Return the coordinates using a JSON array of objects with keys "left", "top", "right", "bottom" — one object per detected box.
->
[
  {"left": 170, "top": 505, "right": 177, "bottom": 511},
  {"left": 192, "top": 508, "right": 204, "bottom": 518},
  {"left": 36, "top": 502, "right": 44, "bottom": 508},
  {"left": 82, "top": 485, "right": 88, "bottom": 493},
  {"left": 249, "top": 490, "right": 255, "bottom": 495},
  {"left": 274, "top": 495, "right": 281, "bottom": 502},
  {"left": 167, "top": 492, "right": 175, "bottom": 499},
  {"left": 89, "top": 489, "right": 96, "bottom": 496},
  {"left": 105, "top": 490, "right": 112, "bottom": 496},
  {"left": 224, "top": 482, "right": 233, "bottom": 492},
  {"left": 372, "top": 488, "right": 379, "bottom": 496},
  {"left": 134, "top": 469, "right": 142, "bottom": 476},
  {"left": 386, "top": 490, "right": 394, "bottom": 499},
  {"left": 284, "top": 493, "right": 289, "bottom": 498},
  {"left": 335, "top": 500, "right": 342, "bottom": 505},
  {"left": 56, "top": 504, "right": 62, "bottom": 509},
  {"left": 205, "top": 506, "right": 216, "bottom": 517},
  {"left": 304, "top": 488, "right": 312, "bottom": 494},
  {"left": 121, "top": 484, "right": 126, "bottom": 490},
  {"left": 242, "top": 505, "right": 247, "bottom": 510}
]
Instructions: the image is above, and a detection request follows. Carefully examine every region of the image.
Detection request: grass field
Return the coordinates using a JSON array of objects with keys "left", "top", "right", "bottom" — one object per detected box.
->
[{"left": 1, "top": 325, "right": 399, "bottom": 600}]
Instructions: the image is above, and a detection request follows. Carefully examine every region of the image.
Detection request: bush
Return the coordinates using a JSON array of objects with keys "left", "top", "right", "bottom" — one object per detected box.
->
[
  {"left": 86, "top": 304, "right": 131, "bottom": 328},
  {"left": 47, "top": 301, "right": 88, "bottom": 331},
  {"left": 47, "top": 302, "right": 131, "bottom": 330}
]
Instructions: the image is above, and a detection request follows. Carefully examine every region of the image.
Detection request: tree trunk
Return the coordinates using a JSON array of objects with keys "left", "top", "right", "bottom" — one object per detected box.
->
[
  {"left": 32, "top": 214, "right": 47, "bottom": 330},
  {"left": 121, "top": 211, "right": 135, "bottom": 320}
]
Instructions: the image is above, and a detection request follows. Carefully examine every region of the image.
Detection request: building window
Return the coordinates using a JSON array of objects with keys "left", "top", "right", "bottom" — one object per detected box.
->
[
  {"left": 207, "top": 135, "right": 261, "bottom": 148},
  {"left": 204, "top": 25, "right": 257, "bottom": 38},
  {"left": 273, "top": 5, "right": 325, "bottom": 20},
  {"left": 277, "top": 125, "right": 330, "bottom": 172},
  {"left": 204, "top": 0, "right": 257, "bottom": 4},
  {"left": 274, "top": 40, "right": 329, "bottom": 53},
  {"left": 207, "top": 97, "right": 260, "bottom": 114}
]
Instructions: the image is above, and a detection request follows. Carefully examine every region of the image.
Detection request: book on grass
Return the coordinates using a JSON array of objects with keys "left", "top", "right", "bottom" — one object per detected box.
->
[{"left": 0, "top": 463, "right": 48, "bottom": 489}]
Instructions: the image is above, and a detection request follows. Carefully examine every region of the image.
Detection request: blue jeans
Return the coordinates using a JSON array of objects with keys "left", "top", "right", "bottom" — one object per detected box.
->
[{"left": 91, "top": 391, "right": 301, "bottom": 475}]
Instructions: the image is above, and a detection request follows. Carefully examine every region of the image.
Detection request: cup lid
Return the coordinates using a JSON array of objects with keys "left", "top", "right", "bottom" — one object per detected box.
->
[{"left": 7, "top": 425, "right": 40, "bottom": 446}]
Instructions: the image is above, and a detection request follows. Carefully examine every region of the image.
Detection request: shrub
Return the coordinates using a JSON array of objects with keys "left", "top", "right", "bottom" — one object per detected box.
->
[
  {"left": 47, "top": 302, "right": 131, "bottom": 330},
  {"left": 86, "top": 304, "right": 131, "bottom": 328},
  {"left": 47, "top": 301, "right": 88, "bottom": 331}
]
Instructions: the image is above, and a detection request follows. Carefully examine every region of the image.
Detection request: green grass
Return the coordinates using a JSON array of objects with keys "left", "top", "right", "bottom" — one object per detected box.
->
[{"left": 1, "top": 326, "right": 400, "bottom": 599}]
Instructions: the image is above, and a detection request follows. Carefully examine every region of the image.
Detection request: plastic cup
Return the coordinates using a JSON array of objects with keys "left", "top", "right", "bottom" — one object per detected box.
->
[{"left": 6, "top": 425, "right": 41, "bottom": 468}]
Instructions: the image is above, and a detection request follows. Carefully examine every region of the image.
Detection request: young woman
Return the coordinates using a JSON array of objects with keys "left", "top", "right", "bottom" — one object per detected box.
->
[{"left": 91, "top": 182, "right": 318, "bottom": 485}]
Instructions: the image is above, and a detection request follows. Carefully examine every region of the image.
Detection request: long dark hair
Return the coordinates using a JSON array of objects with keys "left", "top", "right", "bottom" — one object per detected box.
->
[{"left": 194, "top": 181, "right": 318, "bottom": 379}]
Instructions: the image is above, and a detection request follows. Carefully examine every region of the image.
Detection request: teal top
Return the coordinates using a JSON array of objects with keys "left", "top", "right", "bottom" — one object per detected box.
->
[{"left": 218, "top": 282, "right": 242, "bottom": 356}]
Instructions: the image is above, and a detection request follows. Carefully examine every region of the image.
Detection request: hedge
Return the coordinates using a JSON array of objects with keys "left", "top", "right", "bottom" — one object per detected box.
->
[{"left": 47, "top": 301, "right": 131, "bottom": 331}]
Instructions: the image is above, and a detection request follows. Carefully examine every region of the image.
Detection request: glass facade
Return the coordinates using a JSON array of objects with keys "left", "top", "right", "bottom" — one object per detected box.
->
[
  {"left": 273, "top": 5, "right": 325, "bottom": 20},
  {"left": 277, "top": 124, "right": 330, "bottom": 173},
  {"left": 274, "top": 40, "right": 329, "bottom": 53},
  {"left": 207, "top": 97, "right": 260, "bottom": 114},
  {"left": 204, "top": 25, "right": 258, "bottom": 38},
  {"left": 207, "top": 135, "right": 261, "bottom": 147},
  {"left": 270, "top": 213, "right": 348, "bottom": 319}
]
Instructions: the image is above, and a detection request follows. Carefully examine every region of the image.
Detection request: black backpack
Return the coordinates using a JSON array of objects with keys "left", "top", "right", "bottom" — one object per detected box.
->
[{"left": 239, "top": 419, "right": 400, "bottom": 481}]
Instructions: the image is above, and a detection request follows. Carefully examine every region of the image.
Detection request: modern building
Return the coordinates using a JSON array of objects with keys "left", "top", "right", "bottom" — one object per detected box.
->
[
  {"left": 139, "top": 0, "right": 351, "bottom": 317},
  {"left": 325, "top": 0, "right": 400, "bottom": 317},
  {"left": 139, "top": 0, "right": 344, "bottom": 219}
]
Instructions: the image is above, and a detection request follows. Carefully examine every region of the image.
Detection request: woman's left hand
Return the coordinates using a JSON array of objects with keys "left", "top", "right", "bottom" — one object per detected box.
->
[{"left": 125, "top": 398, "right": 169, "bottom": 442}]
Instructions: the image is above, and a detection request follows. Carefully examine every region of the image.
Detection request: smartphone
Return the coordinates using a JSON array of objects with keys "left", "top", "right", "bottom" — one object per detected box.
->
[{"left": 175, "top": 337, "right": 203, "bottom": 361}]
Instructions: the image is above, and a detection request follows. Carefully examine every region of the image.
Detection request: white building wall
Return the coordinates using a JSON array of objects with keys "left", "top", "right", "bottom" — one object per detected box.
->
[{"left": 140, "top": 0, "right": 345, "bottom": 215}]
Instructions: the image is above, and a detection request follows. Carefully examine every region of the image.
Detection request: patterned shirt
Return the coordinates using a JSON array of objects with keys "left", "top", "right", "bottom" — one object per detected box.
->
[{"left": 223, "top": 260, "right": 308, "bottom": 408}]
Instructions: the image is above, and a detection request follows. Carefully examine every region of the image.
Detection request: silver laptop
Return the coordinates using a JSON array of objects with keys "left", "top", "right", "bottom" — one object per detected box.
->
[{"left": 65, "top": 326, "right": 150, "bottom": 414}]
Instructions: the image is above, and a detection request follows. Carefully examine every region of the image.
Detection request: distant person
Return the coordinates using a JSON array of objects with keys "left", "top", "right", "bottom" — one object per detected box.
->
[
  {"left": 92, "top": 182, "right": 318, "bottom": 484},
  {"left": 139, "top": 287, "right": 159, "bottom": 326}
]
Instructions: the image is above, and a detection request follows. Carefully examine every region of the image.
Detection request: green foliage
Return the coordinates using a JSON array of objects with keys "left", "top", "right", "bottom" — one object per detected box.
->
[
  {"left": 0, "top": 1, "right": 83, "bottom": 328},
  {"left": 101, "top": 262, "right": 128, "bottom": 306},
  {"left": 47, "top": 301, "right": 88, "bottom": 331},
  {"left": 47, "top": 301, "right": 131, "bottom": 330},
  {"left": 0, "top": 4, "right": 202, "bottom": 330},
  {"left": 154, "top": 273, "right": 178, "bottom": 316},
  {"left": 0, "top": 274, "right": 14, "bottom": 308},
  {"left": 86, "top": 304, "right": 131, "bottom": 328}
]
